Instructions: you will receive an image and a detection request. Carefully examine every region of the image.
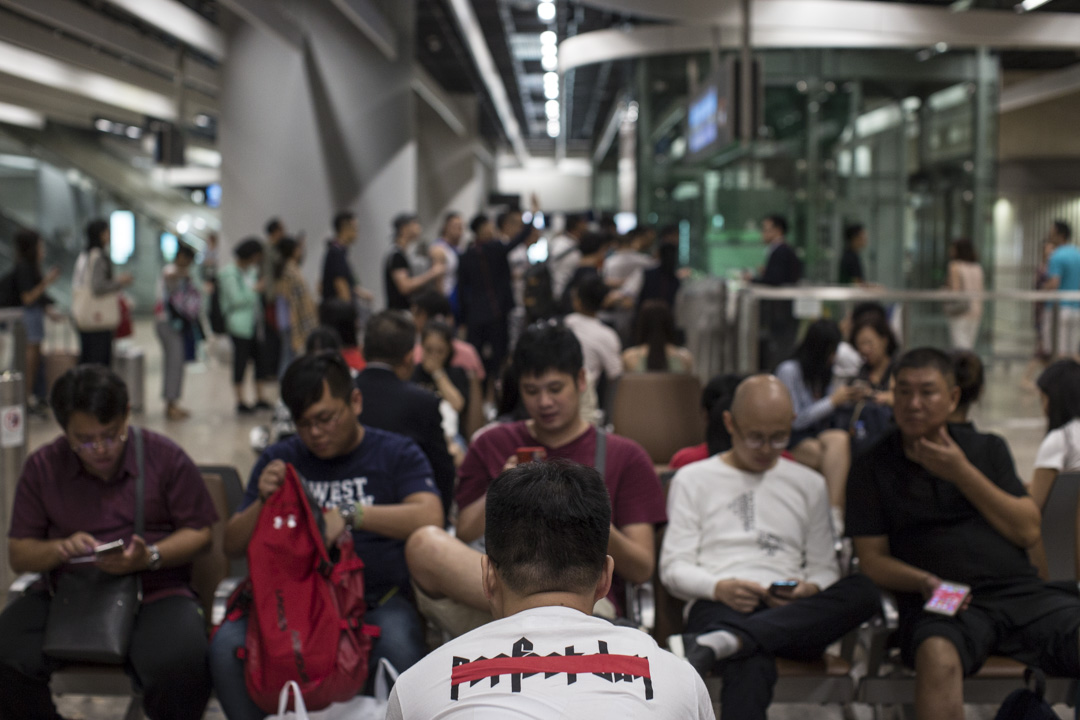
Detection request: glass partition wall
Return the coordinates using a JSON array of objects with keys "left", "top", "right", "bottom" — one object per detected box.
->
[{"left": 601, "top": 47, "right": 1000, "bottom": 351}]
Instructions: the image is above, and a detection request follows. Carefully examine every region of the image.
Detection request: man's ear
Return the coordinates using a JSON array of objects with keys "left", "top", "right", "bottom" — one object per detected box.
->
[
  {"left": 351, "top": 388, "right": 363, "bottom": 417},
  {"left": 948, "top": 385, "right": 961, "bottom": 413},
  {"left": 481, "top": 555, "right": 498, "bottom": 603},
  {"left": 577, "top": 368, "right": 587, "bottom": 394},
  {"left": 593, "top": 556, "right": 615, "bottom": 603}
]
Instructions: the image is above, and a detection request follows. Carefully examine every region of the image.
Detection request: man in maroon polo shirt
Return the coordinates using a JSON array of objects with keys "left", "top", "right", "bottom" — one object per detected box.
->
[
  {"left": 0, "top": 365, "right": 218, "bottom": 720},
  {"left": 405, "top": 323, "right": 666, "bottom": 637}
]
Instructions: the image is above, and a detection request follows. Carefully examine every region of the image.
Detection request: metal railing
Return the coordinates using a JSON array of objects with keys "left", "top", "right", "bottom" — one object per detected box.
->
[{"left": 677, "top": 280, "right": 1080, "bottom": 376}]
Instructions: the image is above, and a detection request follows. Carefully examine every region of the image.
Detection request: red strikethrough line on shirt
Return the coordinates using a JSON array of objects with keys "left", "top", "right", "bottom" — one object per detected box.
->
[{"left": 451, "top": 654, "right": 651, "bottom": 685}]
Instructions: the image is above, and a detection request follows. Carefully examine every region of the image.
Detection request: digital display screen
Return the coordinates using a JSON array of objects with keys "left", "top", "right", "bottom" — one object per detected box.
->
[
  {"left": 688, "top": 87, "right": 719, "bottom": 154},
  {"left": 206, "top": 183, "right": 222, "bottom": 209},
  {"left": 109, "top": 210, "right": 135, "bottom": 265},
  {"left": 160, "top": 232, "right": 178, "bottom": 262}
]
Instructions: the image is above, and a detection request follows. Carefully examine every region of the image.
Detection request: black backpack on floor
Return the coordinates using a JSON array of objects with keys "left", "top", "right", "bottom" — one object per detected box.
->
[{"left": 993, "top": 668, "right": 1057, "bottom": 720}]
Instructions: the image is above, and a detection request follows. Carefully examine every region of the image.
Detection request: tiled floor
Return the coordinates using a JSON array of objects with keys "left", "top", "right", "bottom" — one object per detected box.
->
[{"left": 14, "top": 324, "right": 1073, "bottom": 718}]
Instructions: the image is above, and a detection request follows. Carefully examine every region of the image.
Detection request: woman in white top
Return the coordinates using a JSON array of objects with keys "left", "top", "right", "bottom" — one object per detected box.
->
[
  {"left": 1028, "top": 359, "right": 1080, "bottom": 578},
  {"left": 944, "top": 238, "right": 984, "bottom": 350}
]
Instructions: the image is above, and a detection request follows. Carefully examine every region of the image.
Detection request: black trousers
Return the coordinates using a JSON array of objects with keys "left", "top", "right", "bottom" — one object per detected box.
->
[
  {"left": 466, "top": 317, "right": 509, "bottom": 392},
  {"left": 686, "top": 574, "right": 880, "bottom": 720},
  {"left": 78, "top": 330, "right": 114, "bottom": 367},
  {"left": 0, "top": 590, "right": 211, "bottom": 720}
]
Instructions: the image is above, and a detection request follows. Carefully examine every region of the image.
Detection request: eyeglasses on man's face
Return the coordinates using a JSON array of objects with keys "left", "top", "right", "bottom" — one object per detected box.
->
[
  {"left": 295, "top": 403, "right": 348, "bottom": 435},
  {"left": 731, "top": 418, "right": 790, "bottom": 451}
]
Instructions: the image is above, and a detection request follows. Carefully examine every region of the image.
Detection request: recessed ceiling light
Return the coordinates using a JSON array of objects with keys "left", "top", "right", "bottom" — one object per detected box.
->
[{"left": 537, "top": 2, "right": 555, "bottom": 22}]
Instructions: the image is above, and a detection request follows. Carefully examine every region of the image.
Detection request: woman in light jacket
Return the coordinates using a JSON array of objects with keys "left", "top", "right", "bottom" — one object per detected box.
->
[
  {"left": 218, "top": 237, "right": 271, "bottom": 413},
  {"left": 76, "top": 219, "right": 133, "bottom": 366},
  {"left": 273, "top": 237, "right": 318, "bottom": 376},
  {"left": 945, "top": 237, "right": 984, "bottom": 350}
]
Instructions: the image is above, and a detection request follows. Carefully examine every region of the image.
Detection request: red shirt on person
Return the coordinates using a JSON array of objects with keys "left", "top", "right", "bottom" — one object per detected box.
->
[
  {"left": 9, "top": 428, "right": 219, "bottom": 601},
  {"left": 456, "top": 421, "right": 667, "bottom": 615}
]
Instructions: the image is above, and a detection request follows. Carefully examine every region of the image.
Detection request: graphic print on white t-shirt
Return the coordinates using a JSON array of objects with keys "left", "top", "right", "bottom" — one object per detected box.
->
[{"left": 449, "top": 635, "right": 653, "bottom": 701}]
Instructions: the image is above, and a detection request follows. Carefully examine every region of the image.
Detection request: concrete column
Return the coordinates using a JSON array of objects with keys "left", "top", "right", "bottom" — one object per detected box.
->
[{"left": 219, "top": 0, "right": 418, "bottom": 302}]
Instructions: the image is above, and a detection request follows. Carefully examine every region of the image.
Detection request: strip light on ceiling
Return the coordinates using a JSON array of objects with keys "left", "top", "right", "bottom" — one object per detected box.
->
[
  {"left": 1016, "top": 0, "right": 1054, "bottom": 11},
  {"left": 0, "top": 101, "right": 45, "bottom": 129}
]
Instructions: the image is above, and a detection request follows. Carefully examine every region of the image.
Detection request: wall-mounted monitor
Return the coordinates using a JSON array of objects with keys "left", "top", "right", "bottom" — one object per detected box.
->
[
  {"left": 109, "top": 210, "right": 135, "bottom": 265},
  {"left": 160, "top": 232, "right": 178, "bottom": 262}
]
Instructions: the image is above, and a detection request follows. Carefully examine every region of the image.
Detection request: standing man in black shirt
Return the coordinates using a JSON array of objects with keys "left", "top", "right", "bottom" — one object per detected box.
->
[
  {"left": 384, "top": 214, "right": 445, "bottom": 311},
  {"left": 846, "top": 347, "right": 1080, "bottom": 720},
  {"left": 321, "top": 210, "right": 374, "bottom": 305},
  {"left": 839, "top": 223, "right": 868, "bottom": 286},
  {"left": 748, "top": 214, "right": 802, "bottom": 371},
  {"left": 457, "top": 214, "right": 533, "bottom": 392}
]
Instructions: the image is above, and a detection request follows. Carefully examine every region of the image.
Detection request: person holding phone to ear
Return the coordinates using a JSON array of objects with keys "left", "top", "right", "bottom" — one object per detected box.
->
[{"left": 660, "top": 375, "right": 880, "bottom": 720}]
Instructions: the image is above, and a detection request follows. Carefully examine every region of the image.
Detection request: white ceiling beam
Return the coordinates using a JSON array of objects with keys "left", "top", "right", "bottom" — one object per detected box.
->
[
  {"left": 561, "top": 4, "right": 1080, "bottom": 74},
  {"left": 0, "top": 0, "right": 179, "bottom": 75},
  {"left": 0, "top": 101, "right": 45, "bottom": 129},
  {"left": 1000, "top": 65, "right": 1080, "bottom": 113},
  {"left": 445, "top": 0, "right": 529, "bottom": 165},
  {"left": 0, "top": 40, "right": 177, "bottom": 120},
  {"left": 100, "top": 0, "right": 226, "bottom": 61},
  {"left": 412, "top": 64, "right": 468, "bottom": 137},
  {"left": 216, "top": 0, "right": 304, "bottom": 50},
  {"left": 327, "top": 0, "right": 398, "bottom": 61},
  {"left": 0, "top": 74, "right": 144, "bottom": 127}
]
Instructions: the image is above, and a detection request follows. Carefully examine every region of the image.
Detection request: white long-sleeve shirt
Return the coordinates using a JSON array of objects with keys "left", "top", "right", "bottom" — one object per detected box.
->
[{"left": 659, "top": 455, "right": 839, "bottom": 607}]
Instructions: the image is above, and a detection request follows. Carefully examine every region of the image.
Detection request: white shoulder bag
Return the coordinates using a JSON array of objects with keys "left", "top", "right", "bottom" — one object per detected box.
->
[{"left": 71, "top": 249, "right": 121, "bottom": 331}]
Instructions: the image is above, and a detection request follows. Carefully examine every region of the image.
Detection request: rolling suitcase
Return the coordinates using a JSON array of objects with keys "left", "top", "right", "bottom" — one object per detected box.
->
[
  {"left": 112, "top": 346, "right": 145, "bottom": 412},
  {"left": 42, "top": 318, "right": 78, "bottom": 400}
]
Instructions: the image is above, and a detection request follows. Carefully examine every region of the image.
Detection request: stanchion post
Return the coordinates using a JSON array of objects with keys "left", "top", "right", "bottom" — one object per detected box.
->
[{"left": 0, "top": 371, "right": 27, "bottom": 594}]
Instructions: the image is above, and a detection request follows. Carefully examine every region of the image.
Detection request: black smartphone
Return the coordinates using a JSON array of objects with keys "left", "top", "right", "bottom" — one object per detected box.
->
[
  {"left": 94, "top": 539, "right": 125, "bottom": 556},
  {"left": 769, "top": 580, "right": 799, "bottom": 596}
]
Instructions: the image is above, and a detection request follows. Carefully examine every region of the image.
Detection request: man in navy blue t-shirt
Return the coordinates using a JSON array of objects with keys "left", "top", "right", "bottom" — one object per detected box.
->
[{"left": 209, "top": 352, "right": 443, "bottom": 720}]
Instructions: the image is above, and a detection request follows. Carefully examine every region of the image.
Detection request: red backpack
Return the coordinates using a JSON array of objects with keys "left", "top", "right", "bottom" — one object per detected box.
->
[{"left": 225, "top": 463, "right": 379, "bottom": 712}]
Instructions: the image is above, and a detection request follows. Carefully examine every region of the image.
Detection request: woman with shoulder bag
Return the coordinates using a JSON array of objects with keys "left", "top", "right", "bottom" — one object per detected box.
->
[{"left": 73, "top": 219, "right": 133, "bottom": 366}]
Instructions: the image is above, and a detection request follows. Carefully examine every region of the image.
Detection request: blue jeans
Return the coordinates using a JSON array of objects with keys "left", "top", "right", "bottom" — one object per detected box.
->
[{"left": 208, "top": 594, "right": 426, "bottom": 719}]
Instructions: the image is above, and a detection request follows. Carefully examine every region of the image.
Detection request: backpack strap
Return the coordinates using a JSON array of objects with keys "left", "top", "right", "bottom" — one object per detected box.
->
[
  {"left": 133, "top": 427, "right": 145, "bottom": 538},
  {"left": 594, "top": 428, "right": 607, "bottom": 479}
]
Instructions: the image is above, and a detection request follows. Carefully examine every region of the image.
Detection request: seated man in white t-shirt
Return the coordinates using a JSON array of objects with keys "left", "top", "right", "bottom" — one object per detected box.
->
[
  {"left": 388, "top": 459, "right": 714, "bottom": 719},
  {"left": 660, "top": 374, "right": 880, "bottom": 720}
]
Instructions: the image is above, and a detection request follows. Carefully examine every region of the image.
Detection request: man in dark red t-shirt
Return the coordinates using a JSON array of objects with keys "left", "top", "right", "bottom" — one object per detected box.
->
[
  {"left": 406, "top": 323, "right": 666, "bottom": 637},
  {"left": 0, "top": 366, "right": 218, "bottom": 720}
]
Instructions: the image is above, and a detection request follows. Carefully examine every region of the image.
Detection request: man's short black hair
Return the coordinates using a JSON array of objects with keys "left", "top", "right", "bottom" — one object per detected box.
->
[
  {"left": 410, "top": 288, "right": 452, "bottom": 320},
  {"left": 844, "top": 223, "right": 865, "bottom": 246},
  {"left": 333, "top": 211, "right": 355, "bottom": 234},
  {"left": 281, "top": 352, "right": 355, "bottom": 421},
  {"left": 565, "top": 213, "right": 587, "bottom": 235},
  {"left": 265, "top": 218, "right": 283, "bottom": 236},
  {"left": 1054, "top": 220, "right": 1073, "bottom": 242},
  {"left": 50, "top": 365, "right": 129, "bottom": 430},
  {"left": 175, "top": 242, "right": 196, "bottom": 263},
  {"left": 894, "top": 347, "right": 956, "bottom": 387},
  {"left": 363, "top": 310, "right": 415, "bottom": 365},
  {"left": 470, "top": 214, "right": 490, "bottom": 235},
  {"left": 305, "top": 326, "right": 343, "bottom": 355},
  {"left": 496, "top": 209, "right": 521, "bottom": 231},
  {"left": 513, "top": 322, "right": 583, "bottom": 379},
  {"left": 486, "top": 459, "right": 610, "bottom": 596},
  {"left": 578, "top": 232, "right": 608, "bottom": 257},
  {"left": 234, "top": 237, "right": 263, "bottom": 261},
  {"left": 764, "top": 214, "right": 789, "bottom": 235},
  {"left": 318, "top": 299, "right": 358, "bottom": 347},
  {"left": 574, "top": 274, "right": 608, "bottom": 314},
  {"left": 393, "top": 213, "right": 419, "bottom": 236}
]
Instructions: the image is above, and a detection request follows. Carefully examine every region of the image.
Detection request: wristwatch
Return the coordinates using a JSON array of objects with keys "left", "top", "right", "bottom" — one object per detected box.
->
[
  {"left": 339, "top": 502, "right": 363, "bottom": 530},
  {"left": 146, "top": 544, "right": 162, "bottom": 571}
]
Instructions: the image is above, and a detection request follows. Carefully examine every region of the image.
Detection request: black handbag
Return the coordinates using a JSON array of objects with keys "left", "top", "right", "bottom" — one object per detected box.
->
[{"left": 42, "top": 429, "right": 146, "bottom": 664}]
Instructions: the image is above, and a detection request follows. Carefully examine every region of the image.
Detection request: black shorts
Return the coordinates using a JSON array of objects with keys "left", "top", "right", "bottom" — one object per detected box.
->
[
  {"left": 899, "top": 579, "right": 1080, "bottom": 676},
  {"left": 230, "top": 335, "right": 275, "bottom": 385}
]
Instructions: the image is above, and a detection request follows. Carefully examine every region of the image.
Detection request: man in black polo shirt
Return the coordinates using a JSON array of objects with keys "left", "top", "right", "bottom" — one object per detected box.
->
[{"left": 846, "top": 347, "right": 1080, "bottom": 720}]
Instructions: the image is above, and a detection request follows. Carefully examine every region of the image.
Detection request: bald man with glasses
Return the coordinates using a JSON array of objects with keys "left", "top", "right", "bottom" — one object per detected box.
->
[{"left": 659, "top": 374, "right": 879, "bottom": 720}]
